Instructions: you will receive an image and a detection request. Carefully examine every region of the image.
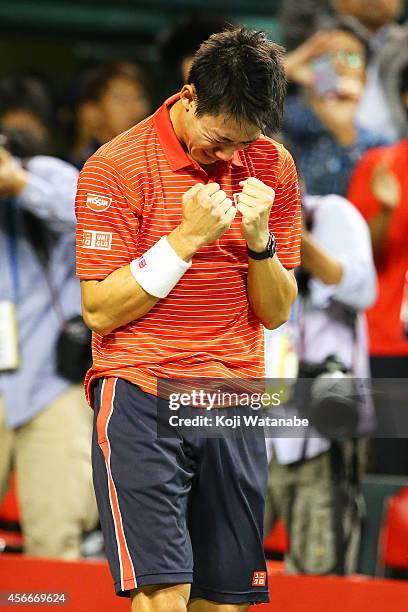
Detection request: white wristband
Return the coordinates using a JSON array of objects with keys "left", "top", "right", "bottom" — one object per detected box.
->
[{"left": 130, "top": 236, "right": 192, "bottom": 299}]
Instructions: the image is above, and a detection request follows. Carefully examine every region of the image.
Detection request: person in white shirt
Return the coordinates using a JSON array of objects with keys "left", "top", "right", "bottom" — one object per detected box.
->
[{"left": 264, "top": 192, "right": 376, "bottom": 575}]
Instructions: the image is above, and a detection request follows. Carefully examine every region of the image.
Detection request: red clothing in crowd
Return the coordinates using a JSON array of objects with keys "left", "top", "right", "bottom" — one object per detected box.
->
[{"left": 348, "top": 138, "right": 408, "bottom": 356}]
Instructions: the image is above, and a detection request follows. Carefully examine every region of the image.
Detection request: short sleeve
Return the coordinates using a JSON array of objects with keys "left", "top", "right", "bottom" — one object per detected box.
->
[
  {"left": 347, "top": 148, "right": 383, "bottom": 223},
  {"left": 75, "top": 155, "right": 141, "bottom": 280},
  {"left": 269, "top": 148, "right": 301, "bottom": 269}
]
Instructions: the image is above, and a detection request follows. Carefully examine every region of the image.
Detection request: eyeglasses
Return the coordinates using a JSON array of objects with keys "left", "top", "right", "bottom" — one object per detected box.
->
[{"left": 330, "top": 50, "right": 364, "bottom": 70}]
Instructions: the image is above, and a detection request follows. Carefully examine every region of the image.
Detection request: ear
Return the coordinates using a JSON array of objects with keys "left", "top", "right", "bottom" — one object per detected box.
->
[{"left": 179, "top": 84, "right": 197, "bottom": 112}]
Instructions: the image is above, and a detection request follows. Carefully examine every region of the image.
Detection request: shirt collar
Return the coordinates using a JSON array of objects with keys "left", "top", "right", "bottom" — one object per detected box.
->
[{"left": 153, "top": 93, "right": 244, "bottom": 172}]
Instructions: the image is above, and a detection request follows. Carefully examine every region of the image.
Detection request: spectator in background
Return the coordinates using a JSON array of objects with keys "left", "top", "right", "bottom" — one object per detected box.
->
[
  {"left": 67, "top": 62, "right": 151, "bottom": 169},
  {"left": 264, "top": 189, "right": 376, "bottom": 575},
  {"left": 348, "top": 33, "right": 408, "bottom": 474},
  {"left": 333, "top": 0, "right": 405, "bottom": 142},
  {"left": 283, "top": 17, "right": 384, "bottom": 196},
  {"left": 157, "top": 14, "right": 231, "bottom": 96},
  {"left": 279, "top": 0, "right": 329, "bottom": 51},
  {"left": 0, "top": 76, "right": 53, "bottom": 156},
  {"left": 0, "top": 76, "right": 98, "bottom": 558}
]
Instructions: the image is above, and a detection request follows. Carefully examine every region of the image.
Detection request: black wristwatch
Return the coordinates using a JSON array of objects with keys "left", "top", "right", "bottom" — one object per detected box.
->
[{"left": 246, "top": 231, "right": 276, "bottom": 260}]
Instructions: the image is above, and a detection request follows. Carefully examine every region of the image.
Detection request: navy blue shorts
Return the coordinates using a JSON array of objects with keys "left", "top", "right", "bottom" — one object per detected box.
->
[{"left": 92, "top": 377, "right": 269, "bottom": 605}]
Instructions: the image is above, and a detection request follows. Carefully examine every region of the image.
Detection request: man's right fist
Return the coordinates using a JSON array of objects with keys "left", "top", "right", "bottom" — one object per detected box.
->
[{"left": 179, "top": 182, "right": 236, "bottom": 250}]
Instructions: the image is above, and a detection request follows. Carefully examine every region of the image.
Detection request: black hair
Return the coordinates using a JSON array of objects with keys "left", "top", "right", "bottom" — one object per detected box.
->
[
  {"left": 188, "top": 27, "right": 286, "bottom": 135},
  {"left": 0, "top": 76, "right": 53, "bottom": 125}
]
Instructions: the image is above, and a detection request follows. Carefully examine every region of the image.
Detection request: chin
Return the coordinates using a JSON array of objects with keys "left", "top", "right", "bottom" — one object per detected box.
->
[{"left": 191, "top": 148, "right": 215, "bottom": 164}]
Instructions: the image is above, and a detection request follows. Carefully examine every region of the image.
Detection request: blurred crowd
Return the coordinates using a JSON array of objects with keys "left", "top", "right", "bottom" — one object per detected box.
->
[{"left": 0, "top": 0, "right": 408, "bottom": 580}]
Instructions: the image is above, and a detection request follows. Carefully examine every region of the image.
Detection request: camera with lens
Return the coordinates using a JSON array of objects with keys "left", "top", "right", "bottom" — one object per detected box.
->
[
  {"left": 0, "top": 127, "right": 47, "bottom": 159},
  {"left": 296, "top": 356, "right": 364, "bottom": 439},
  {"left": 56, "top": 316, "right": 92, "bottom": 383}
]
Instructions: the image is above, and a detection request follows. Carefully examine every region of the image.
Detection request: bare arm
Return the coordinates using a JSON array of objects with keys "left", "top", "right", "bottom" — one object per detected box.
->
[
  {"left": 368, "top": 209, "right": 394, "bottom": 260},
  {"left": 301, "top": 230, "right": 343, "bottom": 285},
  {"left": 81, "top": 268, "right": 159, "bottom": 336},
  {"left": 237, "top": 177, "right": 298, "bottom": 329},
  {"left": 247, "top": 257, "right": 298, "bottom": 329},
  {"left": 367, "top": 162, "right": 400, "bottom": 261},
  {"left": 81, "top": 182, "right": 236, "bottom": 335}
]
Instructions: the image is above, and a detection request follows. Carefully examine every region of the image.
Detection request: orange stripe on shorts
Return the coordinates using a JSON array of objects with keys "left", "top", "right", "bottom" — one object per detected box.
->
[{"left": 98, "top": 378, "right": 137, "bottom": 591}]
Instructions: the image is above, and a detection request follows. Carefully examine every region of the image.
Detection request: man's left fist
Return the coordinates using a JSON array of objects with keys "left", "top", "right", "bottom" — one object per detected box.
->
[{"left": 237, "top": 177, "right": 275, "bottom": 252}]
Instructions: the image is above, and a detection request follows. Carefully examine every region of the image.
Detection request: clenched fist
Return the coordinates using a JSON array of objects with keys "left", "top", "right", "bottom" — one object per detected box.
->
[
  {"left": 237, "top": 177, "right": 275, "bottom": 251},
  {"left": 179, "top": 182, "right": 236, "bottom": 250}
]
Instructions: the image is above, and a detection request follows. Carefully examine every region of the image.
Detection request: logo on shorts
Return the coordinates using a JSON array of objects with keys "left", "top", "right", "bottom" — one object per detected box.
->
[
  {"left": 252, "top": 571, "right": 267, "bottom": 587},
  {"left": 138, "top": 257, "right": 147, "bottom": 269},
  {"left": 83, "top": 230, "right": 113, "bottom": 250},
  {"left": 86, "top": 193, "right": 112, "bottom": 212}
]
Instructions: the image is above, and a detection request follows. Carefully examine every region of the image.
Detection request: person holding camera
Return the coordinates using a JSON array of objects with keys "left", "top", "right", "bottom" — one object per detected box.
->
[
  {"left": 0, "top": 76, "right": 98, "bottom": 558},
  {"left": 283, "top": 17, "right": 386, "bottom": 197},
  {"left": 264, "top": 191, "right": 377, "bottom": 575}
]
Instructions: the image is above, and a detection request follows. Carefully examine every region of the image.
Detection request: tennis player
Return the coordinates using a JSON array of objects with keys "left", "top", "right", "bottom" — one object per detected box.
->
[{"left": 75, "top": 27, "right": 300, "bottom": 612}]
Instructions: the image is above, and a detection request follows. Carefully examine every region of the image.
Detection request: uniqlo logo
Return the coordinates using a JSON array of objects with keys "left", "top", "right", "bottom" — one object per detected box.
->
[
  {"left": 252, "top": 571, "right": 267, "bottom": 587},
  {"left": 83, "top": 230, "right": 113, "bottom": 250},
  {"left": 138, "top": 257, "right": 147, "bottom": 269}
]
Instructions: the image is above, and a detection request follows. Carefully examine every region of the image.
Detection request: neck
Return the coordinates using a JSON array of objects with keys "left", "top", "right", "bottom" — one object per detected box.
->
[{"left": 169, "top": 99, "right": 187, "bottom": 151}]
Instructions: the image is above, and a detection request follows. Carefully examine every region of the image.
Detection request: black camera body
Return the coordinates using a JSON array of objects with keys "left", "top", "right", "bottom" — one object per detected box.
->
[
  {"left": 56, "top": 315, "right": 92, "bottom": 383},
  {"left": 296, "top": 356, "right": 363, "bottom": 439}
]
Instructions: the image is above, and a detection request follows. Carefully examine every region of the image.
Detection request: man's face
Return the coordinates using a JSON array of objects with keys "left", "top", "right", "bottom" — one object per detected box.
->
[
  {"left": 97, "top": 76, "right": 150, "bottom": 140},
  {"left": 182, "top": 107, "right": 261, "bottom": 166},
  {"left": 334, "top": 0, "right": 403, "bottom": 32}
]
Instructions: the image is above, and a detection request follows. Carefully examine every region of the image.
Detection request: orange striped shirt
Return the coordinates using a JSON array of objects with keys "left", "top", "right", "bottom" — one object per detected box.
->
[{"left": 75, "top": 94, "right": 301, "bottom": 405}]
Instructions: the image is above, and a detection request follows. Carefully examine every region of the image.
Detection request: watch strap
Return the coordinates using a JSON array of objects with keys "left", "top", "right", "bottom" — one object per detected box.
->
[{"left": 246, "top": 232, "right": 276, "bottom": 260}]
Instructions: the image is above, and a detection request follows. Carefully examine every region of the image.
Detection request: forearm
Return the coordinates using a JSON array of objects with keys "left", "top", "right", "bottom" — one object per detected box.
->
[
  {"left": 301, "top": 233, "right": 343, "bottom": 285},
  {"left": 247, "top": 256, "right": 298, "bottom": 329},
  {"left": 368, "top": 209, "right": 393, "bottom": 260},
  {"left": 81, "top": 265, "right": 159, "bottom": 335},
  {"left": 81, "top": 225, "right": 199, "bottom": 336}
]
